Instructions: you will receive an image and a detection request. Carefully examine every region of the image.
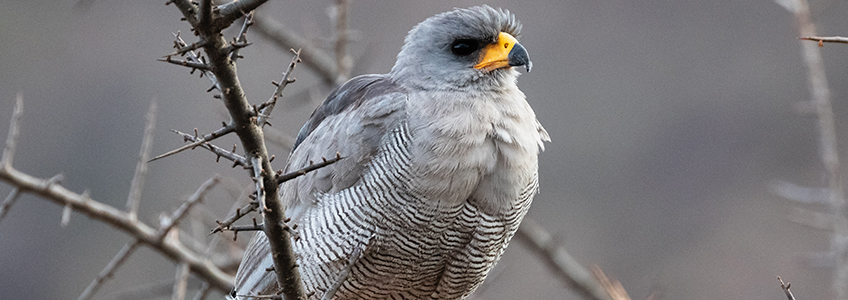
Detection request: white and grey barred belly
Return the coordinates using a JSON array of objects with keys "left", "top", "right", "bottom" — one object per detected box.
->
[{"left": 239, "top": 122, "right": 538, "bottom": 300}]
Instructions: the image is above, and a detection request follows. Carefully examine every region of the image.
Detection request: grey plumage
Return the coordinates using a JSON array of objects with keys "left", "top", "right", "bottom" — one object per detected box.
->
[{"left": 233, "top": 5, "right": 549, "bottom": 299}]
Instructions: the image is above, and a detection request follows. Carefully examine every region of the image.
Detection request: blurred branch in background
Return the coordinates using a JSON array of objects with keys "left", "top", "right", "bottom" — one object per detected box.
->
[
  {"left": 0, "top": 97, "right": 233, "bottom": 298},
  {"left": 774, "top": 0, "right": 847, "bottom": 299}
]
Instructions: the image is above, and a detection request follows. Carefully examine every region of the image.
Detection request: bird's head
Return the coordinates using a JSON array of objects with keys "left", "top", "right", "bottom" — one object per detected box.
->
[{"left": 389, "top": 5, "right": 530, "bottom": 91}]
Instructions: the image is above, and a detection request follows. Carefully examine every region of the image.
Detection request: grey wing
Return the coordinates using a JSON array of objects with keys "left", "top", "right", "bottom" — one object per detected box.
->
[
  {"left": 232, "top": 74, "right": 407, "bottom": 298},
  {"left": 281, "top": 74, "right": 407, "bottom": 221}
]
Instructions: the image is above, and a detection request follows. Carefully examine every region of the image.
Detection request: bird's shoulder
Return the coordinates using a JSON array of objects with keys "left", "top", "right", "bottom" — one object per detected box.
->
[
  {"left": 293, "top": 74, "right": 406, "bottom": 150},
  {"left": 282, "top": 74, "right": 409, "bottom": 219}
]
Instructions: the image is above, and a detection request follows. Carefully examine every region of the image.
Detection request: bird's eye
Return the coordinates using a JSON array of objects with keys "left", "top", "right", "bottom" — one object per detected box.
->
[{"left": 451, "top": 39, "right": 478, "bottom": 56}]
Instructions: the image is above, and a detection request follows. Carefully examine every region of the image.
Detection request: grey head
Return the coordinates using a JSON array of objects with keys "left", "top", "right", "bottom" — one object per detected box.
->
[{"left": 389, "top": 5, "right": 531, "bottom": 91}]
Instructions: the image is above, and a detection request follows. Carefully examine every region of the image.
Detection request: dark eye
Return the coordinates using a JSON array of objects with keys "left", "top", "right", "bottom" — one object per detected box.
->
[{"left": 451, "top": 39, "right": 479, "bottom": 56}]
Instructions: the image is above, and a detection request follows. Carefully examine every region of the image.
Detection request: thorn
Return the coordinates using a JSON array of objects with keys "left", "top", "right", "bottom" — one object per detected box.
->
[
  {"left": 269, "top": 155, "right": 275, "bottom": 162},
  {"left": 213, "top": 94, "right": 221, "bottom": 99},
  {"left": 266, "top": 266, "right": 275, "bottom": 272},
  {"left": 271, "top": 81, "right": 280, "bottom": 87}
]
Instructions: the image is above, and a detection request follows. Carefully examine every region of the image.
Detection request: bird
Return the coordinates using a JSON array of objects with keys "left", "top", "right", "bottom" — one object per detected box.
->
[{"left": 232, "top": 5, "right": 549, "bottom": 299}]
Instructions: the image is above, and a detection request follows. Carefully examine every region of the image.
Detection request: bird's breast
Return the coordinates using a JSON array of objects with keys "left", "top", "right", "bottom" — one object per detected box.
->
[{"left": 407, "top": 88, "right": 542, "bottom": 213}]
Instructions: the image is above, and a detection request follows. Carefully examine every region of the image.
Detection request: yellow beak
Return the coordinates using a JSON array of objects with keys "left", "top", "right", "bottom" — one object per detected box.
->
[{"left": 474, "top": 32, "right": 531, "bottom": 72}]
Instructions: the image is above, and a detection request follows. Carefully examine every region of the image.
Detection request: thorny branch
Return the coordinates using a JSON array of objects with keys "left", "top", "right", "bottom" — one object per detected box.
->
[
  {"left": 168, "top": 1, "right": 307, "bottom": 298},
  {"left": 778, "top": 276, "right": 797, "bottom": 300},
  {"left": 779, "top": 0, "right": 848, "bottom": 298},
  {"left": 150, "top": 124, "right": 235, "bottom": 163},
  {"left": 0, "top": 97, "right": 233, "bottom": 293},
  {"left": 800, "top": 36, "right": 848, "bottom": 46},
  {"left": 171, "top": 129, "right": 248, "bottom": 167}
]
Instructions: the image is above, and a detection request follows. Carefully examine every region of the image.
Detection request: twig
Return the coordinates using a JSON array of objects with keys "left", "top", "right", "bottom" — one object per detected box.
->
[
  {"left": 779, "top": 0, "right": 848, "bottom": 298},
  {"left": 171, "top": 129, "right": 248, "bottom": 167},
  {"left": 76, "top": 241, "right": 141, "bottom": 300},
  {"left": 149, "top": 124, "right": 235, "bottom": 163},
  {"left": 331, "top": 0, "right": 351, "bottom": 81},
  {"left": 230, "top": 12, "right": 255, "bottom": 62},
  {"left": 173, "top": 263, "right": 191, "bottom": 300},
  {"left": 515, "top": 218, "right": 612, "bottom": 300},
  {"left": 127, "top": 100, "right": 157, "bottom": 218},
  {"left": 800, "top": 36, "right": 848, "bottom": 46},
  {"left": 160, "top": 57, "right": 212, "bottom": 71},
  {"left": 253, "top": 15, "right": 341, "bottom": 85},
  {"left": 275, "top": 153, "right": 343, "bottom": 185},
  {"left": 168, "top": 32, "right": 219, "bottom": 91},
  {"left": 0, "top": 187, "right": 21, "bottom": 224},
  {"left": 212, "top": 201, "right": 259, "bottom": 234},
  {"left": 778, "top": 276, "right": 797, "bottom": 300},
  {"left": 257, "top": 49, "right": 301, "bottom": 128},
  {"left": 158, "top": 176, "right": 220, "bottom": 241},
  {"left": 1, "top": 93, "right": 23, "bottom": 168}
]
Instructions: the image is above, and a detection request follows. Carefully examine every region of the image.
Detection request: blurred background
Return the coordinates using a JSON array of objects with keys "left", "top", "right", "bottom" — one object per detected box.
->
[{"left": 1, "top": 0, "right": 847, "bottom": 299}]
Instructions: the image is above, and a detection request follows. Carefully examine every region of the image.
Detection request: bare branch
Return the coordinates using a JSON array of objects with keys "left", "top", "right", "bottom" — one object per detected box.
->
[
  {"left": 171, "top": 129, "right": 248, "bottom": 167},
  {"left": 212, "top": 201, "right": 259, "bottom": 234},
  {"left": 801, "top": 36, "right": 848, "bottom": 46},
  {"left": 0, "top": 187, "right": 21, "bottom": 224},
  {"left": 0, "top": 165, "right": 233, "bottom": 291},
  {"left": 275, "top": 153, "right": 343, "bottom": 185},
  {"left": 779, "top": 0, "right": 848, "bottom": 297},
  {"left": 230, "top": 12, "right": 255, "bottom": 62},
  {"left": 515, "top": 218, "right": 612, "bottom": 300},
  {"left": 160, "top": 56, "right": 212, "bottom": 71},
  {"left": 150, "top": 124, "right": 235, "bottom": 163},
  {"left": 173, "top": 263, "right": 191, "bottom": 300},
  {"left": 1, "top": 93, "right": 23, "bottom": 168},
  {"left": 214, "top": 0, "right": 268, "bottom": 32},
  {"left": 76, "top": 241, "right": 141, "bottom": 300},
  {"left": 171, "top": 1, "right": 306, "bottom": 297},
  {"left": 197, "top": 0, "right": 213, "bottom": 31},
  {"left": 127, "top": 100, "right": 157, "bottom": 218},
  {"left": 168, "top": 32, "right": 219, "bottom": 90},
  {"left": 770, "top": 180, "right": 829, "bottom": 205},
  {"left": 778, "top": 276, "right": 797, "bottom": 300},
  {"left": 170, "top": 0, "right": 200, "bottom": 27},
  {"left": 257, "top": 49, "right": 301, "bottom": 128},
  {"left": 253, "top": 15, "right": 341, "bottom": 85},
  {"left": 331, "top": 0, "right": 351, "bottom": 81},
  {"left": 158, "top": 176, "right": 220, "bottom": 240}
]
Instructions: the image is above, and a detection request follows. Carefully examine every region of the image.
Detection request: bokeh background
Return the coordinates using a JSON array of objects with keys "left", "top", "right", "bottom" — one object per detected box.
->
[{"left": 2, "top": 0, "right": 847, "bottom": 299}]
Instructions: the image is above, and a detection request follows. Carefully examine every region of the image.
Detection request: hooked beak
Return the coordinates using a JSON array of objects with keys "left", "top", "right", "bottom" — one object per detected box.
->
[{"left": 474, "top": 32, "right": 532, "bottom": 72}]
